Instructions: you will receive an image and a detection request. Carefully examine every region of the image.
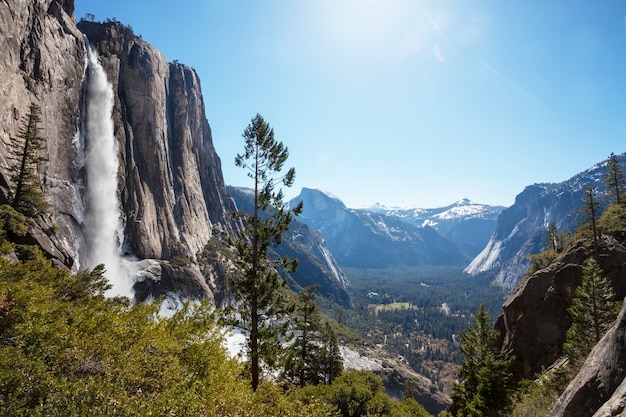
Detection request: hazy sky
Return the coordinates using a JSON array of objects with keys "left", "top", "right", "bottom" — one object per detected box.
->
[{"left": 74, "top": 1, "right": 626, "bottom": 208}]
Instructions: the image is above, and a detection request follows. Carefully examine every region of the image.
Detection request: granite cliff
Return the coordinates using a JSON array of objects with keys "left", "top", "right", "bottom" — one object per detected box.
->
[
  {"left": 496, "top": 232, "right": 626, "bottom": 416},
  {"left": 0, "top": 0, "right": 237, "bottom": 301}
]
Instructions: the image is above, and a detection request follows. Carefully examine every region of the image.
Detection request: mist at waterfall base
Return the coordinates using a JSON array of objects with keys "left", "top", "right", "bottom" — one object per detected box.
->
[{"left": 81, "top": 43, "right": 135, "bottom": 298}]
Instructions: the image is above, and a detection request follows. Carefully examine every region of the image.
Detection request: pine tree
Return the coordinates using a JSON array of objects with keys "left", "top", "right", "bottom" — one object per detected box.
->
[
  {"left": 451, "top": 302, "right": 515, "bottom": 417},
  {"left": 403, "top": 379, "right": 414, "bottom": 401},
  {"left": 545, "top": 220, "right": 571, "bottom": 253},
  {"left": 564, "top": 258, "right": 621, "bottom": 369},
  {"left": 7, "top": 103, "right": 49, "bottom": 216},
  {"left": 580, "top": 186, "right": 601, "bottom": 254},
  {"left": 605, "top": 152, "right": 625, "bottom": 205},
  {"left": 230, "top": 113, "right": 302, "bottom": 391},
  {"left": 284, "top": 285, "right": 323, "bottom": 387},
  {"left": 319, "top": 321, "right": 343, "bottom": 385}
]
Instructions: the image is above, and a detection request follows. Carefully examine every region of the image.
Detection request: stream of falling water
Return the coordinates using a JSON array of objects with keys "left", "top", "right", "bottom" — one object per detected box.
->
[{"left": 81, "top": 40, "right": 133, "bottom": 297}]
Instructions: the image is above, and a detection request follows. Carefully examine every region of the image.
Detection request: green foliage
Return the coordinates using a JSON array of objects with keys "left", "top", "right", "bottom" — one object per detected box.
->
[
  {"left": 306, "top": 370, "right": 432, "bottom": 417},
  {"left": 393, "top": 397, "right": 433, "bottom": 417},
  {"left": 283, "top": 285, "right": 343, "bottom": 387},
  {"left": 0, "top": 248, "right": 344, "bottom": 416},
  {"left": 0, "top": 204, "right": 27, "bottom": 254},
  {"left": 598, "top": 202, "right": 626, "bottom": 236},
  {"left": 310, "top": 370, "right": 393, "bottom": 417},
  {"left": 7, "top": 103, "right": 49, "bottom": 217},
  {"left": 579, "top": 186, "right": 602, "bottom": 250},
  {"left": 510, "top": 365, "right": 569, "bottom": 417},
  {"left": 450, "top": 303, "right": 515, "bottom": 417},
  {"left": 229, "top": 113, "right": 303, "bottom": 390},
  {"left": 403, "top": 379, "right": 414, "bottom": 401},
  {"left": 604, "top": 152, "right": 625, "bottom": 205},
  {"left": 563, "top": 258, "right": 621, "bottom": 370}
]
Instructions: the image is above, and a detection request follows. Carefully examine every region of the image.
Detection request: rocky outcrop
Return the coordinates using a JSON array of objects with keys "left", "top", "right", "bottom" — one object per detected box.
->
[
  {"left": 497, "top": 235, "right": 626, "bottom": 381},
  {"left": 77, "top": 21, "right": 237, "bottom": 261},
  {"left": 553, "top": 297, "right": 626, "bottom": 417},
  {"left": 341, "top": 344, "right": 451, "bottom": 415}
]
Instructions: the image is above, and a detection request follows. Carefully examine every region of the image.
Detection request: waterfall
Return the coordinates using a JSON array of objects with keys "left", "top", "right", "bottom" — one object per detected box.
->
[{"left": 81, "top": 40, "right": 133, "bottom": 297}]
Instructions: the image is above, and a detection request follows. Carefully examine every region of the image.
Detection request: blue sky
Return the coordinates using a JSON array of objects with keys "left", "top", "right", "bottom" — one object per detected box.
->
[{"left": 74, "top": 1, "right": 626, "bottom": 208}]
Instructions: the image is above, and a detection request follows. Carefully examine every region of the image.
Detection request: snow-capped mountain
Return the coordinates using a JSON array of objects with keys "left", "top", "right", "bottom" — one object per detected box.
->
[
  {"left": 367, "top": 199, "right": 505, "bottom": 258},
  {"left": 290, "top": 188, "right": 469, "bottom": 269},
  {"left": 465, "top": 154, "right": 620, "bottom": 290}
]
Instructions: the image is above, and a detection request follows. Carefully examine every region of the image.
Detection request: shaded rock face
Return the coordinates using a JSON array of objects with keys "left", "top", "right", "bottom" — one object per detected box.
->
[
  {"left": 77, "top": 21, "right": 237, "bottom": 261},
  {"left": 497, "top": 235, "right": 626, "bottom": 382},
  {"left": 0, "top": 0, "right": 86, "bottom": 267},
  {"left": 553, "top": 298, "right": 626, "bottom": 417}
]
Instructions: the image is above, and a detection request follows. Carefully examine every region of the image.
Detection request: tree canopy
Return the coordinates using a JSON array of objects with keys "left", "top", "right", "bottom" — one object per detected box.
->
[
  {"left": 449, "top": 302, "right": 515, "bottom": 417},
  {"left": 230, "top": 113, "right": 303, "bottom": 390},
  {"left": 7, "top": 103, "right": 49, "bottom": 216}
]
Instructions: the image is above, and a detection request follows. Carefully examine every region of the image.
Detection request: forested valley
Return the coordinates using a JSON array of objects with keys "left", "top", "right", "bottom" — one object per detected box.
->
[{"left": 320, "top": 266, "right": 505, "bottom": 393}]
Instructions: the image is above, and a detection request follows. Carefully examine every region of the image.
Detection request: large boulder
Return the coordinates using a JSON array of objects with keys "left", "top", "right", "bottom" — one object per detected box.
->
[
  {"left": 553, "top": 297, "right": 626, "bottom": 417},
  {"left": 497, "top": 235, "right": 626, "bottom": 381}
]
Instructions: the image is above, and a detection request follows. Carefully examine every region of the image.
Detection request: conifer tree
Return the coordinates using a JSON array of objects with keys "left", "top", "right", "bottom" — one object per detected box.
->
[
  {"left": 605, "top": 152, "right": 625, "bottom": 205},
  {"left": 580, "top": 186, "right": 601, "bottom": 253},
  {"left": 403, "top": 379, "right": 414, "bottom": 401},
  {"left": 7, "top": 103, "right": 49, "bottom": 216},
  {"left": 545, "top": 220, "right": 571, "bottom": 253},
  {"left": 284, "top": 285, "right": 324, "bottom": 387},
  {"left": 319, "top": 321, "right": 343, "bottom": 385},
  {"left": 230, "top": 113, "right": 302, "bottom": 391},
  {"left": 564, "top": 258, "right": 620, "bottom": 369},
  {"left": 451, "top": 302, "right": 515, "bottom": 417}
]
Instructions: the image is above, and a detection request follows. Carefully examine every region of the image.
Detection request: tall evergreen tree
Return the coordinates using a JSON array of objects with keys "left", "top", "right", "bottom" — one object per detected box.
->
[
  {"left": 7, "top": 103, "right": 49, "bottom": 216},
  {"left": 284, "top": 285, "right": 324, "bottom": 387},
  {"left": 605, "top": 152, "right": 625, "bottom": 205},
  {"left": 451, "top": 302, "right": 515, "bottom": 417},
  {"left": 319, "top": 321, "right": 343, "bottom": 385},
  {"left": 564, "top": 258, "right": 620, "bottom": 369},
  {"left": 580, "top": 186, "right": 601, "bottom": 254},
  {"left": 230, "top": 113, "right": 302, "bottom": 391},
  {"left": 545, "top": 220, "right": 570, "bottom": 253}
]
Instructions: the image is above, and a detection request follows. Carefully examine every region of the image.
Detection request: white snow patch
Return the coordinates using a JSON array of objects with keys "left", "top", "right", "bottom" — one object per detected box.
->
[
  {"left": 340, "top": 346, "right": 383, "bottom": 372},
  {"left": 224, "top": 329, "right": 247, "bottom": 359}
]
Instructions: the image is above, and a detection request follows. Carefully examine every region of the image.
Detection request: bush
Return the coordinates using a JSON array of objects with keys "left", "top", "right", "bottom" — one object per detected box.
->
[{"left": 0, "top": 251, "right": 338, "bottom": 416}]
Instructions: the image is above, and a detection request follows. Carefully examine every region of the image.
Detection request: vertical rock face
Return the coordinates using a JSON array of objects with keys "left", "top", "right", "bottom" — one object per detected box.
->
[
  {"left": 77, "top": 21, "right": 237, "bottom": 261},
  {"left": 497, "top": 235, "right": 626, "bottom": 382},
  {"left": 553, "top": 298, "right": 626, "bottom": 417},
  {"left": 0, "top": 1, "right": 238, "bottom": 299},
  {"left": 0, "top": 0, "right": 85, "bottom": 267}
]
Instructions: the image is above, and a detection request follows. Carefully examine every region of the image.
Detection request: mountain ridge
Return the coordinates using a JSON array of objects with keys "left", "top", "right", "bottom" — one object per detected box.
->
[
  {"left": 290, "top": 187, "right": 472, "bottom": 269},
  {"left": 465, "top": 154, "right": 623, "bottom": 290}
]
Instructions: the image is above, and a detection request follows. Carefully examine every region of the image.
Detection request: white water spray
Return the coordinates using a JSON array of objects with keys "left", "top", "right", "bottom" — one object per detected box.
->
[{"left": 82, "top": 42, "right": 133, "bottom": 297}]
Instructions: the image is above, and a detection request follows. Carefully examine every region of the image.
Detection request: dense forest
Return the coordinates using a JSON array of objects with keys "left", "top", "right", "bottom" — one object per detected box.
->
[{"left": 320, "top": 266, "right": 505, "bottom": 393}]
